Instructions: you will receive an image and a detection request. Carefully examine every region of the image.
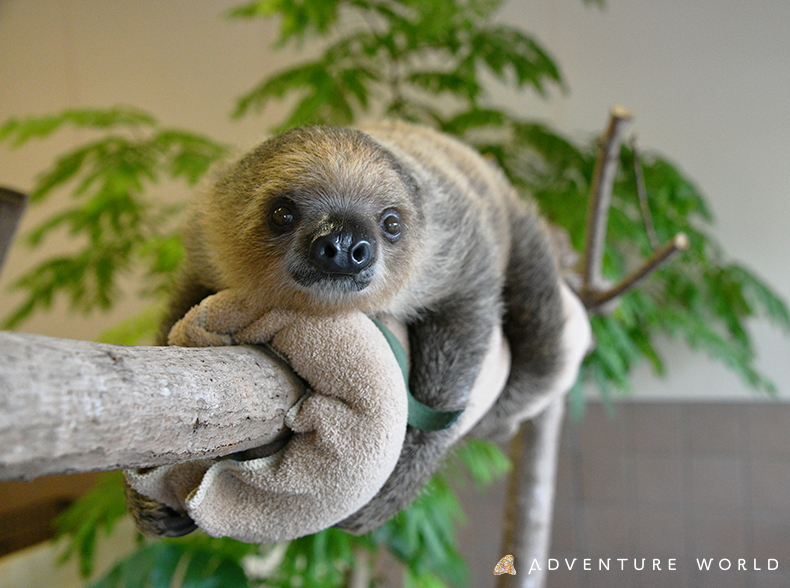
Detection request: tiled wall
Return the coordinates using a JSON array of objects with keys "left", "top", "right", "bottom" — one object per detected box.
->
[
  {"left": 4, "top": 402, "right": 788, "bottom": 587},
  {"left": 458, "top": 401, "right": 790, "bottom": 588},
  {"left": 550, "top": 401, "right": 790, "bottom": 588}
]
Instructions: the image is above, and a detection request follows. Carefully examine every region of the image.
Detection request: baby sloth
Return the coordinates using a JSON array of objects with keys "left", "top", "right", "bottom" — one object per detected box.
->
[{"left": 131, "top": 120, "right": 566, "bottom": 537}]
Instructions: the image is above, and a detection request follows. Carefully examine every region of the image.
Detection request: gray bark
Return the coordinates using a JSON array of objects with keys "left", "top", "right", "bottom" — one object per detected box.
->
[
  {"left": 497, "top": 398, "right": 566, "bottom": 588},
  {"left": 0, "top": 332, "right": 304, "bottom": 481}
]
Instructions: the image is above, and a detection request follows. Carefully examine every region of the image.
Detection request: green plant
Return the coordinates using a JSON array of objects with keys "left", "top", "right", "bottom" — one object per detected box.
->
[
  {"left": 223, "top": 0, "right": 788, "bottom": 410},
  {"left": 52, "top": 441, "right": 508, "bottom": 588},
  {"left": 2, "top": 0, "right": 788, "bottom": 587},
  {"left": 0, "top": 108, "right": 228, "bottom": 336}
]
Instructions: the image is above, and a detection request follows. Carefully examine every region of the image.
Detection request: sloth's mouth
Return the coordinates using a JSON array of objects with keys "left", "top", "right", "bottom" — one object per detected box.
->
[{"left": 291, "top": 269, "right": 373, "bottom": 294}]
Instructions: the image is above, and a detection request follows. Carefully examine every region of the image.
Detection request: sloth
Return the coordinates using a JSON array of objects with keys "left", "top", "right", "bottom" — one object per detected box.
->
[{"left": 127, "top": 120, "right": 567, "bottom": 538}]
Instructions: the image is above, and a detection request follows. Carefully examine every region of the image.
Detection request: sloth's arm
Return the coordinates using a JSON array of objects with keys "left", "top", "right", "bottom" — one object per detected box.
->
[{"left": 338, "top": 298, "right": 496, "bottom": 534}]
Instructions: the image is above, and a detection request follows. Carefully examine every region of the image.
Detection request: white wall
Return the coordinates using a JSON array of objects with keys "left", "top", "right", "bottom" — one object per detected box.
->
[
  {"left": 1, "top": 0, "right": 788, "bottom": 399},
  {"left": 499, "top": 0, "right": 790, "bottom": 400}
]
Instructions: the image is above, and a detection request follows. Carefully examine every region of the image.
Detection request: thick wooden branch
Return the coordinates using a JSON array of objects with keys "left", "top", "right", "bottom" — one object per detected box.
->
[{"left": 0, "top": 332, "right": 305, "bottom": 481}]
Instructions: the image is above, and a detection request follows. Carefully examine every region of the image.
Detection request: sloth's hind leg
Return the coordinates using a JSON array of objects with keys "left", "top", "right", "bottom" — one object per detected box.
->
[{"left": 473, "top": 212, "right": 566, "bottom": 440}]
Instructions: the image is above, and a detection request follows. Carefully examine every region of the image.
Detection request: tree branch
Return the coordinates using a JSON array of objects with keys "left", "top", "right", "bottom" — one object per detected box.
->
[
  {"left": 500, "top": 107, "right": 691, "bottom": 588},
  {"left": 585, "top": 232, "right": 690, "bottom": 311},
  {"left": 630, "top": 135, "right": 660, "bottom": 250},
  {"left": 347, "top": 545, "right": 373, "bottom": 588},
  {"left": 496, "top": 397, "right": 565, "bottom": 588},
  {"left": 581, "top": 105, "right": 633, "bottom": 301},
  {"left": 0, "top": 186, "right": 27, "bottom": 277},
  {"left": 0, "top": 332, "right": 304, "bottom": 481}
]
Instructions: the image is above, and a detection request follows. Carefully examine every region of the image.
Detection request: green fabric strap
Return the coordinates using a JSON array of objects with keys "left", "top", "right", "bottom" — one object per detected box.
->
[{"left": 370, "top": 318, "right": 463, "bottom": 431}]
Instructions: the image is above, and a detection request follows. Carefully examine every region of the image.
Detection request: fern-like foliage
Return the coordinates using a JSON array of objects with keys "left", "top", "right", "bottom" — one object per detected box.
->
[
  {"left": 2, "top": 1, "right": 788, "bottom": 588},
  {"left": 228, "top": 0, "right": 564, "bottom": 128},
  {"left": 0, "top": 108, "right": 228, "bottom": 336}
]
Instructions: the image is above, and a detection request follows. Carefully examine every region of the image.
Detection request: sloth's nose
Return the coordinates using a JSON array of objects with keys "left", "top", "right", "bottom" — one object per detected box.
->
[{"left": 310, "top": 230, "right": 374, "bottom": 275}]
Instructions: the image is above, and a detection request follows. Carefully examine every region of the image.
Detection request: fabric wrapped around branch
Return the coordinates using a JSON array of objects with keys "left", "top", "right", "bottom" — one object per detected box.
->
[{"left": 126, "top": 290, "right": 511, "bottom": 543}]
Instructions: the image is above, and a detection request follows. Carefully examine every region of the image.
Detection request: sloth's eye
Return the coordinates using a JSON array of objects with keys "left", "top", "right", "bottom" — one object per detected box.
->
[
  {"left": 271, "top": 205, "right": 295, "bottom": 227},
  {"left": 381, "top": 211, "right": 402, "bottom": 240}
]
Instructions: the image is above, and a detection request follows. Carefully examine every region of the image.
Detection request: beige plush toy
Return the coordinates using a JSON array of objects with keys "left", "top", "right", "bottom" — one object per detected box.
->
[
  {"left": 125, "top": 281, "right": 590, "bottom": 543},
  {"left": 125, "top": 288, "right": 513, "bottom": 543}
]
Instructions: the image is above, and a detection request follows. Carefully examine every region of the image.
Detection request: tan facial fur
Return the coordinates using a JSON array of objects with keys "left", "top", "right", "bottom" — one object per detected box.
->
[{"left": 196, "top": 127, "right": 426, "bottom": 317}]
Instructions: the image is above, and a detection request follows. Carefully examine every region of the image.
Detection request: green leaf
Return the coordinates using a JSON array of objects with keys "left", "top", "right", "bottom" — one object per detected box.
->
[
  {"left": 227, "top": 0, "right": 343, "bottom": 46},
  {"left": 450, "top": 439, "right": 511, "bottom": 489},
  {"left": 152, "top": 130, "right": 229, "bottom": 185},
  {"left": 404, "top": 569, "right": 450, "bottom": 588},
  {"left": 87, "top": 543, "right": 251, "bottom": 588},
  {"left": 2, "top": 109, "right": 226, "bottom": 330},
  {"left": 95, "top": 304, "right": 167, "bottom": 345},
  {"left": 264, "top": 528, "right": 358, "bottom": 587},
  {"left": 54, "top": 472, "right": 128, "bottom": 578},
  {"left": 372, "top": 470, "right": 471, "bottom": 587},
  {"left": 729, "top": 263, "right": 790, "bottom": 333},
  {"left": 407, "top": 70, "right": 482, "bottom": 102},
  {"left": 0, "top": 107, "right": 156, "bottom": 147},
  {"left": 470, "top": 25, "right": 564, "bottom": 95},
  {"left": 181, "top": 551, "right": 250, "bottom": 588},
  {"left": 233, "top": 61, "right": 328, "bottom": 118}
]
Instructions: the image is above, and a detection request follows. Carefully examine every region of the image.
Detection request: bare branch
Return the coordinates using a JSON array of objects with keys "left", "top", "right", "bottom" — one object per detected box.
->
[
  {"left": 0, "top": 332, "right": 304, "bottom": 481},
  {"left": 581, "top": 105, "right": 633, "bottom": 298},
  {"left": 499, "top": 109, "right": 691, "bottom": 588},
  {"left": 630, "top": 135, "right": 660, "bottom": 250},
  {"left": 347, "top": 546, "right": 373, "bottom": 588},
  {"left": 496, "top": 398, "right": 566, "bottom": 588},
  {"left": 585, "top": 232, "right": 690, "bottom": 311}
]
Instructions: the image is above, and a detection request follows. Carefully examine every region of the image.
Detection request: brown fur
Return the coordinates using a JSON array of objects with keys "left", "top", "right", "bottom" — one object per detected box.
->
[{"left": 137, "top": 120, "right": 565, "bottom": 537}]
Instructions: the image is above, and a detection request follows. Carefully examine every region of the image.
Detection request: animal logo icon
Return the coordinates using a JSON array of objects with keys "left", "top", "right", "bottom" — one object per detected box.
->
[{"left": 494, "top": 554, "right": 516, "bottom": 575}]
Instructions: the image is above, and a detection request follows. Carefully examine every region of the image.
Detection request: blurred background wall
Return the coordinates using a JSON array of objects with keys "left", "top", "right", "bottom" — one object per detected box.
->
[
  {"left": 1, "top": 0, "right": 787, "bottom": 398},
  {"left": 1, "top": 1, "right": 789, "bottom": 586}
]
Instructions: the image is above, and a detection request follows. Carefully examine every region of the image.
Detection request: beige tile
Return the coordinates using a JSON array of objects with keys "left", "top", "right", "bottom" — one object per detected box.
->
[
  {"left": 577, "top": 402, "right": 630, "bottom": 453},
  {"left": 545, "top": 553, "right": 581, "bottom": 588},
  {"left": 747, "top": 457, "right": 790, "bottom": 510},
  {"left": 581, "top": 504, "right": 635, "bottom": 556},
  {"left": 630, "top": 404, "right": 683, "bottom": 454},
  {"left": 689, "top": 455, "right": 744, "bottom": 509},
  {"left": 751, "top": 514, "right": 790, "bottom": 562},
  {"left": 579, "top": 453, "right": 629, "bottom": 503},
  {"left": 550, "top": 499, "right": 576, "bottom": 553},
  {"left": 689, "top": 568, "right": 747, "bottom": 588},
  {"left": 585, "top": 567, "right": 637, "bottom": 588},
  {"left": 691, "top": 512, "right": 747, "bottom": 560},
  {"left": 686, "top": 403, "right": 746, "bottom": 454},
  {"left": 633, "top": 566, "right": 686, "bottom": 588},
  {"left": 634, "top": 507, "right": 687, "bottom": 557},
  {"left": 538, "top": 402, "right": 790, "bottom": 588},
  {"left": 750, "top": 571, "right": 790, "bottom": 588},
  {"left": 634, "top": 454, "right": 684, "bottom": 505},
  {"left": 747, "top": 404, "right": 790, "bottom": 456},
  {"left": 554, "top": 443, "right": 575, "bottom": 501}
]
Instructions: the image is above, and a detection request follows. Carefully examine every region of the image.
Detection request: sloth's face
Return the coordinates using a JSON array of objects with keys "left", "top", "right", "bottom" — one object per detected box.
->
[
  {"left": 263, "top": 192, "right": 408, "bottom": 310},
  {"left": 266, "top": 196, "right": 402, "bottom": 290},
  {"left": 208, "top": 127, "right": 425, "bottom": 315}
]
